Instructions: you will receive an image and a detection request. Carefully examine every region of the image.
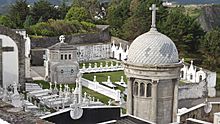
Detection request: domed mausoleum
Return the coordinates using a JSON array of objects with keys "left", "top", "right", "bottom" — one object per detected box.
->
[{"left": 124, "top": 4, "right": 182, "bottom": 124}]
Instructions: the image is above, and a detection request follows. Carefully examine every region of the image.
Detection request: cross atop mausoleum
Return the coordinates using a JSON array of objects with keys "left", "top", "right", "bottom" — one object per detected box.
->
[
  {"left": 59, "top": 35, "right": 65, "bottom": 43},
  {"left": 149, "top": 4, "right": 158, "bottom": 29}
]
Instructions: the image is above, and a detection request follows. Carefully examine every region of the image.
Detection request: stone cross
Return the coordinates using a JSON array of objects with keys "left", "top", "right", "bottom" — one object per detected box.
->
[
  {"left": 116, "top": 62, "right": 119, "bottom": 67},
  {"left": 111, "top": 61, "right": 114, "bottom": 67},
  {"left": 84, "top": 92, "right": 87, "bottom": 98},
  {"left": 94, "top": 63, "right": 97, "bottom": 68},
  {"left": 100, "top": 62, "right": 103, "bottom": 68},
  {"left": 149, "top": 4, "right": 158, "bottom": 28},
  {"left": 59, "top": 35, "right": 65, "bottom": 43},
  {"left": 13, "top": 82, "right": 18, "bottom": 94},
  {"left": 107, "top": 76, "right": 111, "bottom": 82},
  {"left": 108, "top": 99, "right": 112, "bottom": 106},
  {"left": 105, "top": 61, "right": 108, "bottom": 68},
  {"left": 120, "top": 76, "right": 124, "bottom": 82},
  {"left": 93, "top": 75, "right": 97, "bottom": 82},
  {"left": 88, "top": 63, "right": 92, "bottom": 68},
  {"left": 49, "top": 82, "right": 52, "bottom": 91},
  {"left": 59, "top": 84, "right": 63, "bottom": 97},
  {"left": 82, "top": 63, "right": 86, "bottom": 69}
]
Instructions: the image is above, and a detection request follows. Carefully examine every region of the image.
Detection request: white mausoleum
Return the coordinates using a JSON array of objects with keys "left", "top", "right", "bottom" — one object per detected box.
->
[
  {"left": 44, "top": 35, "right": 79, "bottom": 84},
  {"left": 124, "top": 4, "right": 182, "bottom": 124}
]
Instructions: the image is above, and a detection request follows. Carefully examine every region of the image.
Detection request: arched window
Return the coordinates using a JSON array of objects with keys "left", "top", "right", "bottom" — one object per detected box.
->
[
  {"left": 65, "top": 54, "right": 67, "bottom": 60},
  {"left": 61, "top": 69, "right": 64, "bottom": 74},
  {"left": 181, "top": 71, "right": 184, "bottom": 78},
  {"left": 133, "top": 82, "right": 138, "bottom": 96},
  {"left": 140, "top": 83, "right": 145, "bottom": 96},
  {"left": 147, "top": 83, "right": 152, "bottom": 97},
  {"left": 61, "top": 54, "right": 63, "bottom": 60},
  {"left": 69, "top": 54, "right": 71, "bottom": 60},
  {"left": 199, "top": 75, "right": 203, "bottom": 82},
  {"left": 190, "top": 74, "right": 193, "bottom": 80},
  {"left": 119, "top": 53, "right": 121, "bottom": 60}
]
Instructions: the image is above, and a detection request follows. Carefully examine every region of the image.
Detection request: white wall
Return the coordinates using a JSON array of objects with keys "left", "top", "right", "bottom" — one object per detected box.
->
[{"left": 0, "top": 35, "right": 19, "bottom": 88}]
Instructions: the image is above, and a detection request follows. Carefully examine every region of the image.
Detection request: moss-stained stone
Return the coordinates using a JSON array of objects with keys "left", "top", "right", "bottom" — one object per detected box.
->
[{"left": 0, "top": 100, "right": 53, "bottom": 124}]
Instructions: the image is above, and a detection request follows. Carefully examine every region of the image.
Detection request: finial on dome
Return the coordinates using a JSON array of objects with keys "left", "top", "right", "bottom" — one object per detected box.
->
[
  {"left": 149, "top": 4, "right": 158, "bottom": 30},
  {"left": 59, "top": 35, "right": 65, "bottom": 43}
]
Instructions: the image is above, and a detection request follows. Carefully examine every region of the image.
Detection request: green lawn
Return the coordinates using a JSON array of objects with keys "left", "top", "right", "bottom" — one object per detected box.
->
[
  {"left": 33, "top": 80, "right": 112, "bottom": 104},
  {"left": 83, "top": 71, "right": 127, "bottom": 91}
]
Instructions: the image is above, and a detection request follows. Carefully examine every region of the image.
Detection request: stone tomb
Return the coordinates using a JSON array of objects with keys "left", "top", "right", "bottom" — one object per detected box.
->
[{"left": 0, "top": 26, "right": 26, "bottom": 90}]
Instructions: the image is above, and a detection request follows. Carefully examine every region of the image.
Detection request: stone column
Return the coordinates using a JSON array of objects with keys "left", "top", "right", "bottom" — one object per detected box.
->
[
  {"left": 127, "top": 78, "right": 133, "bottom": 115},
  {"left": 152, "top": 79, "right": 158, "bottom": 123},
  {"left": 172, "top": 79, "right": 178, "bottom": 122}
]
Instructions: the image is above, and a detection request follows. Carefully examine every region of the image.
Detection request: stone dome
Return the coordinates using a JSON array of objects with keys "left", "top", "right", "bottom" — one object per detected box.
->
[{"left": 127, "top": 28, "right": 179, "bottom": 65}]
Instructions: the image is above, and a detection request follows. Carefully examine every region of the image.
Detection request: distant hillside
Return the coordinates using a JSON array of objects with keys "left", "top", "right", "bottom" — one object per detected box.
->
[
  {"left": 198, "top": 5, "right": 220, "bottom": 31},
  {"left": 0, "top": 0, "right": 72, "bottom": 14},
  {"left": 172, "top": 4, "right": 220, "bottom": 32}
]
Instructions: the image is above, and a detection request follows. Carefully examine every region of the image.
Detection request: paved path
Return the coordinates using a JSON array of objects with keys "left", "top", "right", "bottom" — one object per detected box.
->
[{"left": 30, "top": 66, "right": 45, "bottom": 80}]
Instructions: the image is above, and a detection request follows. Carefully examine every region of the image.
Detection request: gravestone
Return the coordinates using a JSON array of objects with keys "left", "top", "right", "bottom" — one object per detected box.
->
[
  {"left": 94, "top": 63, "right": 98, "bottom": 68},
  {"left": 11, "top": 82, "right": 22, "bottom": 108}
]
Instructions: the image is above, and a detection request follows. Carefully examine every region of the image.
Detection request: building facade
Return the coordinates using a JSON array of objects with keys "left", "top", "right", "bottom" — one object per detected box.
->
[
  {"left": 44, "top": 35, "right": 79, "bottom": 84},
  {"left": 76, "top": 43, "right": 111, "bottom": 62},
  {"left": 124, "top": 4, "right": 182, "bottom": 124},
  {"left": 0, "top": 26, "right": 26, "bottom": 89}
]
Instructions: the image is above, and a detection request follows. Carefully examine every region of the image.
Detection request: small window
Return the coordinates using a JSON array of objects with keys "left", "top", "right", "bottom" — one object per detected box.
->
[
  {"left": 199, "top": 75, "right": 203, "bottom": 82},
  {"left": 61, "top": 54, "right": 63, "bottom": 60},
  {"left": 190, "top": 74, "right": 193, "bottom": 80},
  {"left": 181, "top": 71, "right": 184, "bottom": 78},
  {"left": 147, "top": 83, "right": 152, "bottom": 97},
  {"left": 65, "top": 54, "right": 67, "bottom": 60},
  {"left": 61, "top": 70, "right": 64, "bottom": 73},
  {"left": 71, "top": 69, "right": 74, "bottom": 73},
  {"left": 69, "top": 54, "right": 71, "bottom": 60},
  {"left": 133, "top": 82, "right": 138, "bottom": 96},
  {"left": 140, "top": 83, "right": 145, "bottom": 96}
]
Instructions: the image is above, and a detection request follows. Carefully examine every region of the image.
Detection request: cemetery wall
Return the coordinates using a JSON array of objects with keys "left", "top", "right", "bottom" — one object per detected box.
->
[
  {"left": 178, "top": 81, "right": 205, "bottom": 100},
  {"left": 0, "top": 26, "right": 26, "bottom": 90},
  {"left": 178, "top": 103, "right": 220, "bottom": 123},
  {"left": 31, "top": 31, "right": 110, "bottom": 49},
  {"left": 111, "top": 36, "right": 130, "bottom": 47},
  {"left": 31, "top": 30, "right": 110, "bottom": 66}
]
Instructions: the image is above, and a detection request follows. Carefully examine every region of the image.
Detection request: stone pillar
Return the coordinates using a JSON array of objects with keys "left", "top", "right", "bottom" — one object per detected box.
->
[
  {"left": 127, "top": 78, "right": 133, "bottom": 115},
  {"left": 152, "top": 79, "right": 158, "bottom": 123},
  {"left": 172, "top": 79, "right": 178, "bottom": 122}
]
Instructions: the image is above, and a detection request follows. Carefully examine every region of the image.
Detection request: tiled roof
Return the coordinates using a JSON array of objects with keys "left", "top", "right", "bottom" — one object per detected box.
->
[{"left": 127, "top": 28, "right": 179, "bottom": 65}]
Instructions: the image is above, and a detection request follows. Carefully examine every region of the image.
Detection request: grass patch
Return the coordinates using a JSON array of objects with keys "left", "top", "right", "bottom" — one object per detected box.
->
[
  {"left": 83, "top": 71, "right": 127, "bottom": 91},
  {"left": 33, "top": 80, "right": 112, "bottom": 104}
]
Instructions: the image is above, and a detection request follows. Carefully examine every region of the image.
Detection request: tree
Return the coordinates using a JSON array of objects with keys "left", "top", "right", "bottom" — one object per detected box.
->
[
  {"left": 107, "top": 0, "right": 131, "bottom": 37},
  {"left": 199, "top": 28, "right": 220, "bottom": 71},
  {"left": 8, "top": 0, "right": 29, "bottom": 28},
  {"left": 57, "top": 1, "right": 70, "bottom": 19},
  {"left": 23, "top": 15, "right": 33, "bottom": 28},
  {"left": 121, "top": 0, "right": 167, "bottom": 41},
  {"left": 65, "top": 6, "right": 89, "bottom": 22},
  {"left": 31, "top": 0, "right": 59, "bottom": 24},
  {"left": 0, "top": 15, "right": 15, "bottom": 28},
  {"left": 158, "top": 7, "right": 204, "bottom": 55}
]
